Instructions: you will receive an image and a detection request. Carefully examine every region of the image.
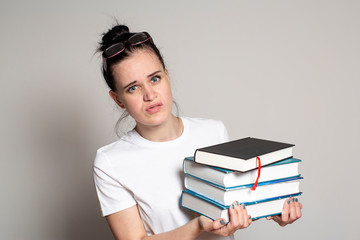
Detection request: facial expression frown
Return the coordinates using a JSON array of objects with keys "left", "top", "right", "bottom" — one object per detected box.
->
[{"left": 110, "top": 50, "right": 173, "bottom": 129}]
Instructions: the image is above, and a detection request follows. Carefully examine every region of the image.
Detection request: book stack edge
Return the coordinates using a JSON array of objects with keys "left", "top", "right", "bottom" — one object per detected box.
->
[{"left": 180, "top": 137, "right": 303, "bottom": 221}]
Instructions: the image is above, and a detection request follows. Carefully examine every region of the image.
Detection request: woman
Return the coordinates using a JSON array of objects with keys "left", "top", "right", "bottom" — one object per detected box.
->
[{"left": 93, "top": 24, "right": 302, "bottom": 240}]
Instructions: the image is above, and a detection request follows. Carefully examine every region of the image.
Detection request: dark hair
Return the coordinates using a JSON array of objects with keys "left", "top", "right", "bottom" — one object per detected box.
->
[{"left": 97, "top": 24, "right": 166, "bottom": 91}]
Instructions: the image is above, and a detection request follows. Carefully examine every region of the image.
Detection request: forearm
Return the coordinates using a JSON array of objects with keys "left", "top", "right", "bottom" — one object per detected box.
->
[
  {"left": 142, "top": 217, "right": 203, "bottom": 240},
  {"left": 107, "top": 203, "right": 251, "bottom": 240}
]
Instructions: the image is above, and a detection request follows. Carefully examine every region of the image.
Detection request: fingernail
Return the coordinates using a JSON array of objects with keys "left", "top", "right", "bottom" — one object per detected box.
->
[
  {"left": 235, "top": 201, "right": 239, "bottom": 206},
  {"left": 249, "top": 215, "right": 252, "bottom": 219},
  {"left": 231, "top": 204, "right": 234, "bottom": 209},
  {"left": 287, "top": 200, "right": 290, "bottom": 204},
  {"left": 292, "top": 198, "right": 295, "bottom": 202},
  {"left": 295, "top": 198, "right": 298, "bottom": 202},
  {"left": 220, "top": 219, "right": 226, "bottom": 225},
  {"left": 242, "top": 204, "right": 246, "bottom": 210}
]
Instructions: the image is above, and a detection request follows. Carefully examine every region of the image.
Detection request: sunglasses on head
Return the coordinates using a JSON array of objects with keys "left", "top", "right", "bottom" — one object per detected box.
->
[{"left": 103, "top": 32, "right": 153, "bottom": 72}]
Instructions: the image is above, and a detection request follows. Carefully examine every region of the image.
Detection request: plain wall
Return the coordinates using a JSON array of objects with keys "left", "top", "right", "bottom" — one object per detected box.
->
[{"left": 1, "top": 0, "right": 359, "bottom": 239}]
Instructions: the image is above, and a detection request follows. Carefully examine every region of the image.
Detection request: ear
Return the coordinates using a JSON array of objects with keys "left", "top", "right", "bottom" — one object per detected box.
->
[
  {"left": 165, "top": 69, "right": 169, "bottom": 77},
  {"left": 109, "top": 90, "right": 126, "bottom": 109}
]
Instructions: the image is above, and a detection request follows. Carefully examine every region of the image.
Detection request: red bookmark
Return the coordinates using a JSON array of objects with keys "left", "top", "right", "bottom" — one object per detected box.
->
[{"left": 251, "top": 157, "right": 261, "bottom": 191}]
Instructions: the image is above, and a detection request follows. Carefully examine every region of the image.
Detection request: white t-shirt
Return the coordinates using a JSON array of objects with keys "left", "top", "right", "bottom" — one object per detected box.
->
[{"left": 93, "top": 117, "right": 234, "bottom": 240}]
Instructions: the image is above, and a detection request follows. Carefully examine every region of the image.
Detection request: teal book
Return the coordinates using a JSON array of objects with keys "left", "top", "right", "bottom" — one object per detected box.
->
[
  {"left": 183, "top": 157, "right": 302, "bottom": 188},
  {"left": 180, "top": 189, "right": 302, "bottom": 222},
  {"left": 185, "top": 175, "right": 302, "bottom": 205}
]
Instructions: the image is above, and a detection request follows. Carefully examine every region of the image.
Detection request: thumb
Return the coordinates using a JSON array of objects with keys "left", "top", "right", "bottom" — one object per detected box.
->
[{"left": 212, "top": 218, "right": 227, "bottom": 230}]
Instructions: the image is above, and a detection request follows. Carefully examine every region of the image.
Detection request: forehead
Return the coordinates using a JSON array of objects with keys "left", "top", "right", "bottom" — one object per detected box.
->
[{"left": 112, "top": 50, "right": 163, "bottom": 87}]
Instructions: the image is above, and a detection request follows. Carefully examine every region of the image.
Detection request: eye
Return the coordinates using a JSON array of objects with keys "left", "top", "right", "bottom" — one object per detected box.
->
[
  {"left": 151, "top": 75, "right": 161, "bottom": 83},
  {"left": 127, "top": 85, "right": 138, "bottom": 93}
]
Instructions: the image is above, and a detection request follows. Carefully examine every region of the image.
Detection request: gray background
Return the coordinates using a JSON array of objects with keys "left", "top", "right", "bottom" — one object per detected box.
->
[{"left": 1, "top": 0, "right": 359, "bottom": 239}]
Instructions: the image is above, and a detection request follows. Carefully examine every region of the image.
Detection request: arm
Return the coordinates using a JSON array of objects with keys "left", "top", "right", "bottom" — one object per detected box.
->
[
  {"left": 106, "top": 201, "right": 252, "bottom": 240},
  {"left": 266, "top": 197, "right": 303, "bottom": 226},
  {"left": 106, "top": 205, "right": 202, "bottom": 240}
]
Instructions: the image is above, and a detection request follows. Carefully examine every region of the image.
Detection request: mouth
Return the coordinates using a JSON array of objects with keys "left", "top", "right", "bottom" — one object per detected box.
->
[{"left": 146, "top": 102, "right": 163, "bottom": 113}]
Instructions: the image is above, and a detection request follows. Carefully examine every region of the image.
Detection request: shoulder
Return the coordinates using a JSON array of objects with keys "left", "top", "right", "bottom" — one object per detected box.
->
[
  {"left": 93, "top": 131, "right": 138, "bottom": 168},
  {"left": 182, "top": 116, "right": 229, "bottom": 143},
  {"left": 182, "top": 116, "right": 226, "bottom": 130}
]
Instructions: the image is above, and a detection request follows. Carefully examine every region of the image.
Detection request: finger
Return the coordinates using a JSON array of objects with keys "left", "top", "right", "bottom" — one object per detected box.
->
[
  {"left": 248, "top": 213, "right": 253, "bottom": 226},
  {"left": 281, "top": 198, "right": 291, "bottom": 223},
  {"left": 241, "top": 204, "right": 251, "bottom": 227},
  {"left": 271, "top": 215, "right": 281, "bottom": 223},
  {"left": 266, "top": 215, "right": 275, "bottom": 220},
  {"left": 266, "top": 214, "right": 280, "bottom": 220},
  {"left": 212, "top": 218, "right": 227, "bottom": 230},
  {"left": 249, "top": 215, "right": 253, "bottom": 224},
  {"left": 215, "top": 202, "right": 239, "bottom": 236},
  {"left": 268, "top": 214, "right": 281, "bottom": 226},
  {"left": 294, "top": 198, "right": 302, "bottom": 218},
  {"left": 288, "top": 198, "right": 297, "bottom": 222},
  {"left": 228, "top": 201, "right": 240, "bottom": 227}
]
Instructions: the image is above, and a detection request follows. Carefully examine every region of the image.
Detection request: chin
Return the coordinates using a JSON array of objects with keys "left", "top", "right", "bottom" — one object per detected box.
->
[{"left": 140, "top": 112, "right": 172, "bottom": 127}]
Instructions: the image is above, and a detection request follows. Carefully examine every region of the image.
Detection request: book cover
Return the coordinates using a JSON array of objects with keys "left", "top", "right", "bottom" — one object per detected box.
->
[
  {"left": 185, "top": 175, "right": 302, "bottom": 205},
  {"left": 183, "top": 157, "right": 302, "bottom": 187},
  {"left": 194, "top": 137, "right": 295, "bottom": 172}
]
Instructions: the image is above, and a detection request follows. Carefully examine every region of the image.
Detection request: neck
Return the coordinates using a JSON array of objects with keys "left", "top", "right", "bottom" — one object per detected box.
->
[{"left": 135, "top": 115, "right": 183, "bottom": 142}]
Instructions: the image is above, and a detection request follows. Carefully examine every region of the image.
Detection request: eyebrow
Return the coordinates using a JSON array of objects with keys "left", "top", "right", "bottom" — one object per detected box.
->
[
  {"left": 123, "top": 81, "right": 137, "bottom": 90},
  {"left": 147, "top": 70, "right": 161, "bottom": 78},
  {"left": 122, "top": 71, "right": 162, "bottom": 90}
]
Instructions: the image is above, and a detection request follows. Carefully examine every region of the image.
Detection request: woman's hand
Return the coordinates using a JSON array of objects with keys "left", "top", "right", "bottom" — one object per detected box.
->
[
  {"left": 266, "top": 197, "right": 302, "bottom": 226},
  {"left": 198, "top": 201, "right": 252, "bottom": 237}
]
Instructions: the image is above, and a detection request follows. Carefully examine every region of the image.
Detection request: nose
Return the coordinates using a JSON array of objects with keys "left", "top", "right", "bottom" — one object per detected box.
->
[{"left": 143, "top": 84, "right": 157, "bottom": 102}]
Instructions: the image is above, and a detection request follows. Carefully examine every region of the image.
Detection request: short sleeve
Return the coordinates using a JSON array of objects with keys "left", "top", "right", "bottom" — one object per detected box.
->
[
  {"left": 93, "top": 151, "right": 136, "bottom": 216},
  {"left": 218, "top": 120, "right": 230, "bottom": 142}
]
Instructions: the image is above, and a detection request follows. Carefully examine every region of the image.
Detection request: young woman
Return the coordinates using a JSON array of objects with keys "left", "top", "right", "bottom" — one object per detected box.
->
[{"left": 93, "top": 24, "right": 302, "bottom": 240}]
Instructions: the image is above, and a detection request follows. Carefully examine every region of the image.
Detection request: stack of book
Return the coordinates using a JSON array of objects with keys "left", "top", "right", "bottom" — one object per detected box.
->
[{"left": 180, "top": 137, "right": 303, "bottom": 222}]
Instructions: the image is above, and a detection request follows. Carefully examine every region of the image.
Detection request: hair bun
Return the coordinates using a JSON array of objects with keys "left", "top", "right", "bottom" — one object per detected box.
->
[
  {"left": 110, "top": 25, "right": 130, "bottom": 41},
  {"left": 99, "top": 24, "right": 131, "bottom": 51}
]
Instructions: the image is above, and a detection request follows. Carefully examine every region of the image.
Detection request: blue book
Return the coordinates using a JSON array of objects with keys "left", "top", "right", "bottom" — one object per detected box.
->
[
  {"left": 180, "top": 189, "right": 302, "bottom": 221},
  {"left": 185, "top": 175, "right": 302, "bottom": 205},
  {"left": 183, "top": 157, "right": 302, "bottom": 188}
]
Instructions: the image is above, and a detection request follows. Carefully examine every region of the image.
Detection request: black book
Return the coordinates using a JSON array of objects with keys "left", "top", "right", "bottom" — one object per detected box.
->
[{"left": 194, "top": 137, "right": 295, "bottom": 172}]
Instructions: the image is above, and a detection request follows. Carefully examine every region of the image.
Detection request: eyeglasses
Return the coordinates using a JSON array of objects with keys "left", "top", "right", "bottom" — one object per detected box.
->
[{"left": 103, "top": 32, "right": 153, "bottom": 72}]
